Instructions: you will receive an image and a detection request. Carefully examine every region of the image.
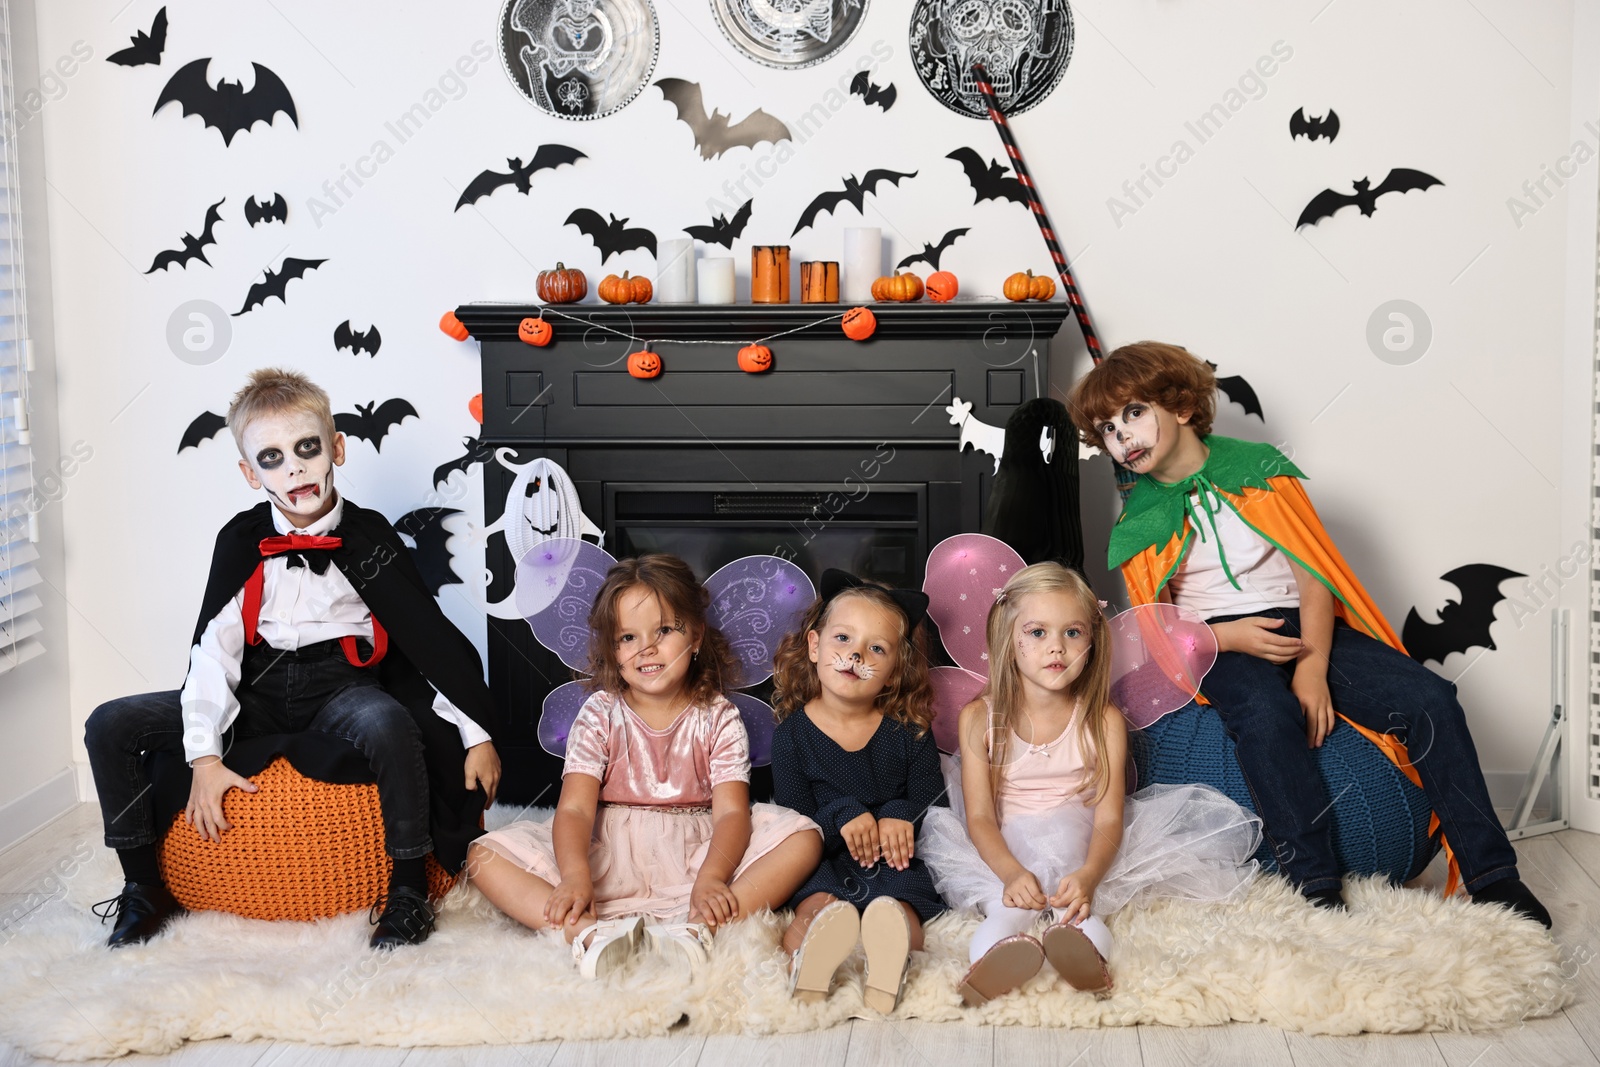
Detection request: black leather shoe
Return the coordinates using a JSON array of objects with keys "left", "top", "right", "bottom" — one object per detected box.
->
[
  {"left": 1304, "top": 886, "right": 1346, "bottom": 912},
  {"left": 1472, "top": 877, "right": 1553, "bottom": 928},
  {"left": 368, "top": 886, "right": 436, "bottom": 950},
  {"left": 92, "top": 882, "right": 184, "bottom": 948}
]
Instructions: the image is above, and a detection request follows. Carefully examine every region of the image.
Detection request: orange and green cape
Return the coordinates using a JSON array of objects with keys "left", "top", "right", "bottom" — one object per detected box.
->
[{"left": 1108, "top": 434, "right": 1459, "bottom": 893}]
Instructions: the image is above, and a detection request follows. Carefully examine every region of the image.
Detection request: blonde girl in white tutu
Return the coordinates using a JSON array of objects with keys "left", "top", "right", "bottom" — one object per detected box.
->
[{"left": 919, "top": 563, "right": 1261, "bottom": 1005}]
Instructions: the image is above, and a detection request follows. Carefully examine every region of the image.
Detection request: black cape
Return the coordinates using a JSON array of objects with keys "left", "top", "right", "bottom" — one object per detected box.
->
[{"left": 175, "top": 499, "right": 498, "bottom": 872}]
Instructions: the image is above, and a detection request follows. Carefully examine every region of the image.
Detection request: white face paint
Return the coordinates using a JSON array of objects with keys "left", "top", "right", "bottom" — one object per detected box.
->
[
  {"left": 806, "top": 595, "right": 902, "bottom": 704},
  {"left": 829, "top": 651, "right": 877, "bottom": 681},
  {"left": 1096, "top": 401, "right": 1161, "bottom": 471},
  {"left": 237, "top": 409, "right": 344, "bottom": 527}
]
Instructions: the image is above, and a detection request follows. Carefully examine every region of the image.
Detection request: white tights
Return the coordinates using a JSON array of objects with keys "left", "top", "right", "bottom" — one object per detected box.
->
[{"left": 968, "top": 897, "right": 1113, "bottom": 964}]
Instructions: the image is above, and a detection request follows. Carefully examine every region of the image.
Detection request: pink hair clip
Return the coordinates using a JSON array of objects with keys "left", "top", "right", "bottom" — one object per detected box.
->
[{"left": 1097, "top": 599, "right": 1108, "bottom": 609}]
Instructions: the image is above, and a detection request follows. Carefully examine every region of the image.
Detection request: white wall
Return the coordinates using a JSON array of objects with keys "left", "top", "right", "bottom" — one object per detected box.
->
[{"left": 27, "top": 1, "right": 1593, "bottom": 803}]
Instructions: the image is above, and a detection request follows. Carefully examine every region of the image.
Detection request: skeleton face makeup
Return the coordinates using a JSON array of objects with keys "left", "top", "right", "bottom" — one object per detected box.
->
[
  {"left": 1010, "top": 591, "right": 1094, "bottom": 697},
  {"left": 612, "top": 585, "right": 698, "bottom": 714},
  {"left": 237, "top": 409, "right": 344, "bottom": 527},
  {"left": 807, "top": 595, "right": 902, "bottom": 706},
  {"left": 1096, "top": 400, "right": 1160, "bottom": 471}
]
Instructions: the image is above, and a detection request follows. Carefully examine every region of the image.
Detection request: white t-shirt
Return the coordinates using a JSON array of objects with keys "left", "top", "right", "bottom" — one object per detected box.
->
[{"left": 1167, "top": 486, "right": 1300, "bottom": 619}]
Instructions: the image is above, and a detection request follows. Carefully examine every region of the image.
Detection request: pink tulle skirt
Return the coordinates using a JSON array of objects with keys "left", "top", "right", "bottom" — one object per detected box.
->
[{"left": 475, "top": 801, "right": 820, "bottom": 921}]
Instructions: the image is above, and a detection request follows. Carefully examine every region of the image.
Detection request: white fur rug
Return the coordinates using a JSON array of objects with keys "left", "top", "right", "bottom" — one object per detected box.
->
[{"left": 0, "top": 811, "right": 1573, "bottom": 1061}]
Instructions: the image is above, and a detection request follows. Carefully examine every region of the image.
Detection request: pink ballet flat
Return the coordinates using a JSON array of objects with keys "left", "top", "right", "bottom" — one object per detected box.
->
[
  {"left": 1042, "top": 921, "right": 1112, "bottom": 993},
  {"left": 958, "top": 934, "right": 1045, "bottom": 1006}
]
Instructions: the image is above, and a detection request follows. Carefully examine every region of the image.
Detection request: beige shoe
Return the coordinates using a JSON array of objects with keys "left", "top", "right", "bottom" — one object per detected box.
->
[
  {"left": 1042, "top": 920, "right": 1112, "bottom": 993},
  {"left": 789, "top": 900, "right": 859, "bottom": 1002},
  {"left": 571, "top": 915, "right": 645, "bottom": 979},
  {"left": 958, "top": 934, "right": 1045, "bottom": 1006},
  {"left": 860, "top": 897, "right": 913, "bottom": 1015},
  {"left": 646, "top": 920, "right": 713, "bottom": 966}
]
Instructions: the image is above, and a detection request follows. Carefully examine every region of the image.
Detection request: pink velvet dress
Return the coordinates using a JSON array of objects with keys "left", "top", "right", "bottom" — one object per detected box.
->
[{"left": 475, "top": 690, "right": 820, "bottom": 920}]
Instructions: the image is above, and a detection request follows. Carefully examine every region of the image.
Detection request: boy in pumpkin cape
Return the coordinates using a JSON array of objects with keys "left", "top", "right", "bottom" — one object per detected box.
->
[
  {"left": 1068, "top": 342, "right": 1550, "bottom": 926},
  {"left": 84, "top": 368, "right": 502, "bottom": 948}
]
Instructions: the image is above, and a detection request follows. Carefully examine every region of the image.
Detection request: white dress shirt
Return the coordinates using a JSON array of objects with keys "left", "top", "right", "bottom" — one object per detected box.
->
[
  {"left": 1167, "top": 486, "right": 1301, "bottom": 619},
  {"left": 180, "top": 495, "right": 492, "bottom": 762}
]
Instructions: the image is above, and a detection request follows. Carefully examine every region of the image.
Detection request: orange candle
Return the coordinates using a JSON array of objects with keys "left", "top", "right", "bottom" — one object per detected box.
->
[
  {"left": 751, "top": 245, "right": 790, "bottom": 303},
  {"left": 800, "top": 261, "right": 839, "bottom": 303}
]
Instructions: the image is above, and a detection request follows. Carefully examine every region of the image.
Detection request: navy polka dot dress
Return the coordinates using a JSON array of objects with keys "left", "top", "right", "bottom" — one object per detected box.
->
[{"left": 771, "top": 709, "right": 948, "bottom": 922}]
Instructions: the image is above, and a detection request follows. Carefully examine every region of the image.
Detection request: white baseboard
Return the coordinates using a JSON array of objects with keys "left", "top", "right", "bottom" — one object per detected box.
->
[
  {"left": 1484, "top": 770, "right": 1550, "bottom": 816},
  {"left": 0, "top": 768, "right": 78, "bottom": 853}
]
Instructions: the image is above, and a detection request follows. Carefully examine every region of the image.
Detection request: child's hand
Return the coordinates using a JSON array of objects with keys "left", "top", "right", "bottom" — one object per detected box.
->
[
  {"left": 1051, "top": 868, "right": 1099, "bottom": 925},
  {"left": 184, "top": 758, "right": 258, "bottom": 843},
  {"left": 1212, "top": 617, "right": 1302, "bottom": 664},
  {"left": 1002, "top": 869, "right": 1048, "bottom": 910},
  {"left": 690, "top": 876, "right": 740, "bottom": 927},
  {"left": 1292, "top": 673, "right": 1336, "bottom": 748},
  {"left": 840, "top": 811, "right": 880, "bottom": 867},
  {"left": 464, "top": 741, "right": 502, "bottom": 805},
  {"left": 545, "top": 875, "right": 595, "bottom": 930},
  {"left": 877, "top": 818, "right": 916, "bottom": 870}
]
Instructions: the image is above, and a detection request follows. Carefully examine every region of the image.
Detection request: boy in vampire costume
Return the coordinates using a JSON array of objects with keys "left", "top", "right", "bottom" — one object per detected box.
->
[{"left": 85, "top": 368, "right": 501, "bottom": 949}]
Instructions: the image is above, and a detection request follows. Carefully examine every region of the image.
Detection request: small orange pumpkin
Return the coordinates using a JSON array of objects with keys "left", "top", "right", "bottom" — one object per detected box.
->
[
  {"left": 737, "top": 343, "right": 773, "bottom": 374},
  {"left": 871, "top": 272, "right": 924, "bottom": 302},
  {"left": 1029, "top": 273, "right": 1056, "bottom": 300},
  {"left": 926, "top": 271, "right": 959, "bottom": 303},
  {"left": 468, "top": 394, "right": 483, "bottom": 424},
  {"left": 518, "top": 316, "right": 553, "bottom": 346},
  {"left": 598, "top": 271, "right": 653, "bottom": 305},
  {"left": 537, "top": 262, "right": 587, "bottom": 304},
  {"left": 841, "top": 307, "right": 877, "bottom": 341},
  {"left": 1004, "top": 269, "right": 1057, "bottom": 302},
  {"left": 439, "top": 311, "right": 469, "bottom": 341},
  {"left": 627, "top": 348, "right": 662, "bottom": 379}
]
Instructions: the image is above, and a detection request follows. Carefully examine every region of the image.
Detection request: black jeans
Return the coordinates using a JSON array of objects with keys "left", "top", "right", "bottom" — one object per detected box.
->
[
  {"left": 84, "top": 640, "right": 432, "bottom": 859},
  {"left": 1201, "top": 607, "right": 1519, "bottom": 895}
]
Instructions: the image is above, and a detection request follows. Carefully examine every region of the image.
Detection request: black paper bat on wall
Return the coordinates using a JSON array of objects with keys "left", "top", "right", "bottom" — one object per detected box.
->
[
  {"left": 654, "top": 78, "right": 792, "bottom": 161},
  {"left": 792, "top": 169, "right": 917, "bottom": 236},
  {"left": 896, "top": 228, "right": 969, "bottom": 271},
  {"left": 1289, "top": 107, "right": 1340, "bottom": 142},
  {"left": 154, "top": 59, "right": 298, "bottom": 145},
  {"left": 685, "top": 199, "right": 753, "bottom": 248},
  {"left": 565, "top": 209, "right": 657, "bottom": 261},
  {"left": 107, "top": 7, "right": 166, "bottom": 67},
  {"left": 1296, "top": 169, "right": 1443, "bottom": 228},
  {"left": 1402, "top": 564, "right": 1525, "bottom": 665},
  {"left": 146, "top": 198, "right": 223, "bottom": 273},
  {"left": 1205, "top": 361, "right": 1264, "bottom": 421},
  {"left": 947, "top": 147, "right": 1029, "bottom": 207},
  {"left": 850, "top": 71, "right": 896, "bottom": 112},
  {"left": 334, "top": 320, "right": 381, "bottom": 357},
  {"left": 234, "top": 257, "right": 326, "bottom": 316},
  {"left": 177, "top": 410, "right": 228, "bottom": 453},
  {"left": 432, "top": 437, "right": 498, "bottom": 490},
  {"left": 244, "top": 193, "right": 287, "bottom": 226},
  {"left": 395, "top": 507, "right": 463, "bottom": 597},
  {"left": 453, "top": 145, "right": 587, "bottom": 210},
  {"left": 336, "top": 399, "right": 417, "bottom": 453}
]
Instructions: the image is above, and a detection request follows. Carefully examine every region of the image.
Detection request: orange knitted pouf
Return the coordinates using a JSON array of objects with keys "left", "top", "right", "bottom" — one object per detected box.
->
[{"left": 159, "top": 756, "right": 457, "bottom": 922}]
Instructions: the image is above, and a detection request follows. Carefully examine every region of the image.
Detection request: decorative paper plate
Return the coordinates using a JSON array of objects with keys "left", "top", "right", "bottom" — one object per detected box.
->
[
  {"left": 908, "top": 0, "right": 1075, "bottom": 119},
  {"left": 498, "top": 0, "right": 660, "bottom": 119},
  {"left": 710, "top": 0, "right": 869, "bottom": 70}
]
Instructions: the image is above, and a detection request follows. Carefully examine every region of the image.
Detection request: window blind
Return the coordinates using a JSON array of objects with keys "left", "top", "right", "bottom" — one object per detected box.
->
[{"left": 0, "top": 0, "right": 43, "bottom": 677}]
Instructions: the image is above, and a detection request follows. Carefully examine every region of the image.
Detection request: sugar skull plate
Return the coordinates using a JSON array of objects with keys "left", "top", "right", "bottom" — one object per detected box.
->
[
  {"left": 908, "top": 0, "right": 1075, "bottom": 119},
  {"left": 498, "top": 0, "right": 660, "bottom": 119},
  {"left": 710, "top": 0, "right": 869, "bottom": 69}
]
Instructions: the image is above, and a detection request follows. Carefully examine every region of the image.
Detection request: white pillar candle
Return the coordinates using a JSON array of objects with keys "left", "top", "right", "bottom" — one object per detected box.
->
[
  {"left": 697, "top": 257, "right": 735, "bottom": 304},
  {"left": 842, "top": 227, "right": 881, "bottom": 303},
  {"left": 657, "top": 238, "right": 695, "bottom": 303}
]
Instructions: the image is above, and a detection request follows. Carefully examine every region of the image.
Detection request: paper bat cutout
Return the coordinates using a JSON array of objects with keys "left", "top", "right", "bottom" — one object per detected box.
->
[
  {"left": 234, "top": 257, "right": 326, "bottom": 316},
  {"left": 1290, "top": 107, "right": 1339, "bottom": 143},
  {"left": 154, "top": 58, "right": 298, "bottom": 145},
  {"left": 1205, "top": 361, "right": 1264, "bottom": 422},
  {"left": 565, "top": 209, "right": 657, "bottom": 261},
  {"left": 850, "top": 70, "right": 896, "bottom": 112},
  {"left": 1295, "top": 169, "right": 1443, "bottom": 229},
  {"left": 146, "top": 198, "right": 224, "bottom": 274},
  {"left": 1402, "top": 564, "right": 1525, "bottom": 666},
  {"left": 334, "top": 320, "right": 381, "bottom": 357},
  {"left": 453, "top": 145, "right": 587, "bottom": 211},
  {"left": 792, "top": 169, "right": 917, "bottom": 237},
  {"left": 947, "top": 147, "right": 1028, "bottom": 207},
  {"left": 685, "top": 199, "right": 753, "bottom": 248},
  {"left": 107, "top": 6, "right": 166, "bottom": 67},
  {"left": 654, "top": 78, "right": 792, "bottom": 162},
  {"left": 432, "top": 437, "right": 498, "bottom": 490},
  {"left": 244, "top": 193, "right": 287, "bottom": 226},
  {"left": 896, "top": 227, "right": 969, "bottom": 271},
  {"left": 395, "top": 507, "right": 463, "bottom": 597},
  {"left": 335, "top": 399, "right": 418, "bottom": 453},
  {"left": 177, "top": 410, "right": 228, "bottom": 454}
]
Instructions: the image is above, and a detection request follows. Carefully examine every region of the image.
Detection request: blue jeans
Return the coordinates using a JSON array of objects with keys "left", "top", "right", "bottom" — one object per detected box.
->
[
  {"left": 1201, "top": 607, "right": 1518, "bottom": 895},
  {"left": 85, "top": 640, "right": 432, "bottom": 859}
]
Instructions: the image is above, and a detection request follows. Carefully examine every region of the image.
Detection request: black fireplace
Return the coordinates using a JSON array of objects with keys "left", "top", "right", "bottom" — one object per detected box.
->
[{"left": 458, "top": 301, "right": 1073, "bottom": 803}]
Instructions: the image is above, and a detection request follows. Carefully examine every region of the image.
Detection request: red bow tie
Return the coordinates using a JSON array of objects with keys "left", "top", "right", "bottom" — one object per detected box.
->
[{"left": 259, "top": 533, "right": 342, "bottom": 574}]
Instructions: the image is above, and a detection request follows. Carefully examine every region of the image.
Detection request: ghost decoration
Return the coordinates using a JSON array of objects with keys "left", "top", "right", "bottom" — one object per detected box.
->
[{"left": 471, "top": 452, "right": 606, "bottom": 620}]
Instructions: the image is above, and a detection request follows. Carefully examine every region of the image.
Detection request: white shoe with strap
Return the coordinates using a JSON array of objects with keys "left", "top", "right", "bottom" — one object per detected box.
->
[
  {"left": 570, "top": 915, "right": 645, "bottom": 979},
  {"left": 645, "top": 919, "right": 714, "bottom": 965}
]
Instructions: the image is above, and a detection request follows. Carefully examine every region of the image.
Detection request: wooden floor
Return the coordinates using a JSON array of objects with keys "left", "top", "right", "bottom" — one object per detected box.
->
[{"left": 2, "top": 804, "right": 1597, "bottom": 1067}]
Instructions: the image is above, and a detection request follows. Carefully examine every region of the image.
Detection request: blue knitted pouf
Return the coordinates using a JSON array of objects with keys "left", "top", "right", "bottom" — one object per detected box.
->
[{"left": 1129, "top": 701, "right": 1439, "bottom": 883}]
